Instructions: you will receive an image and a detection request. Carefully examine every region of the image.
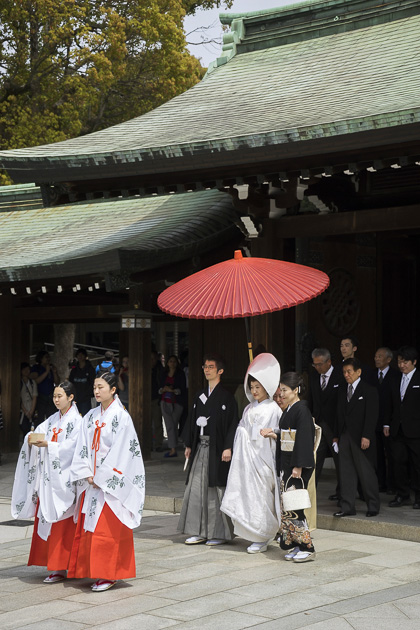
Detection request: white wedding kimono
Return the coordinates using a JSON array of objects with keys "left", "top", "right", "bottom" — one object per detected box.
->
[
  {"left": 70, "top": 396, "right": 145, "bottom": 532},
  {"left": 11, "top": 403, "right": 82, "bottom": 541},
  {"left": 221, "top": 398, "right": 282, "bottom": 543}
]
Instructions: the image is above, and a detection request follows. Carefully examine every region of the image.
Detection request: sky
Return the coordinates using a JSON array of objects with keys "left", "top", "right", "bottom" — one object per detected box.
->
[{"left": 184, "top": 0, "right": 299, "bottom": 66}]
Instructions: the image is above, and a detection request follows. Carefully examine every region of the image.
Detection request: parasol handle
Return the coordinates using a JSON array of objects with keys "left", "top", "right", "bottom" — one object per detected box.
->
[{"left": 244, "top": 317, "right": 254, "bottom": 363}]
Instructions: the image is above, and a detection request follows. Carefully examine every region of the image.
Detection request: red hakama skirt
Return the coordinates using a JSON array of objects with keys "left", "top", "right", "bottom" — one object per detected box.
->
[
  {"left": 67, "top": 493, "right": 136, "bottom": 580},
  {"left": 28, "top": 507, "right": 76, "bottom": 570}
]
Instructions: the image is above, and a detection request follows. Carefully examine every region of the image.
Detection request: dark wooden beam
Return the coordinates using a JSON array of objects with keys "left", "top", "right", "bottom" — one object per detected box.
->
[{"left": 275, "top": 204, "right": 420, "bottom": 238}]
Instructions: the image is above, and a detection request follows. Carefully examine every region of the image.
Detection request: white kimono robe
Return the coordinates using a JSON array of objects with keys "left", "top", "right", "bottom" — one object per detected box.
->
[
  {"left": 11, "top": 403, "right": 82, "bottom": 541},
  {"left": 70, "top": 396, "right": 145, "bottom": 533},
  {"left": 221, "top": 399, "right": 282, "bottom": 543}
]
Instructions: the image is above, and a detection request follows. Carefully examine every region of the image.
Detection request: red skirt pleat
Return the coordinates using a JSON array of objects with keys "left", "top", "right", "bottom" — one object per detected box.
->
[
  {"left": 67, "top": 494, "right": 136, "bottom": 580},
  {"left": 28, "top": 508, "right": 76, "bottom": 570}
]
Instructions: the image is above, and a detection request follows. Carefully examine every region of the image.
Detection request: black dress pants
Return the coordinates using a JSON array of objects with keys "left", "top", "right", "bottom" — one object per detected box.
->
[{"left": 339, "top": 431, "right": 380, "bottom": 513}]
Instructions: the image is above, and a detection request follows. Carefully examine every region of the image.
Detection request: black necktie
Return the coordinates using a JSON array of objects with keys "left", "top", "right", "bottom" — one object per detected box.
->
[{"left": 378, "top": 371, "right": 384, "bottom": 384}]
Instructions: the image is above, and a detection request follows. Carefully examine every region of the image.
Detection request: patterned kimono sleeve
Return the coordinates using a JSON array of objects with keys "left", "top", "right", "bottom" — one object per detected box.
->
[
  {"left": 70, "top": 414, "right": 94, "bottom": 482},
  {"left": 11, "top": 420, "right": 48, "bottom": 519},
  {"left": 42, "top": 412, "right": 82, "bottom": 521},
  {"left": 93, "top": 415, "right": 145, "bottom": 528}
]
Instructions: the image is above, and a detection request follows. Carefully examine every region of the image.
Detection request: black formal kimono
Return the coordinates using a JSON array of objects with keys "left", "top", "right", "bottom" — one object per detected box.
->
[
  {"left": 276, "top": 400, "right": 315, "bottom": 552},
  {"left": 178, "top": 382, "right": 238, "bottom": 540},
  {"left": 184, "top": 383, "right": 238, "bottom": 487}
]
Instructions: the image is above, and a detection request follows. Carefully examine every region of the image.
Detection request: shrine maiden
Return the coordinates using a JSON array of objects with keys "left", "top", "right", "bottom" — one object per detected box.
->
[
  {"left": 68, "top": 371, "right": 145, "bottom": 592},
  {"left": 12, "top": 381, "right": 81, "bottom": 583}
]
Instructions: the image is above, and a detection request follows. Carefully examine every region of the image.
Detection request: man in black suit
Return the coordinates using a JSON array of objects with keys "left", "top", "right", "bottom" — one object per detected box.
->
[
  {"left": 370, "top": 347, "right": 399, "bottom": 493},
  {"left": 333, "top": 358, "right": 380, "bottom": 517},
  {"left": 308, "top": 348, "right": 344, "bottom": 499},
  {"left": 386, "top": 346, "right": 420, "bottom": 509}
]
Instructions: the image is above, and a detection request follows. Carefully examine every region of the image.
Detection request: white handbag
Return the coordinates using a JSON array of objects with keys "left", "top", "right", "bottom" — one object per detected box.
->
[{"left": 282, "top": 475, "right": 311, "bottom": 511}]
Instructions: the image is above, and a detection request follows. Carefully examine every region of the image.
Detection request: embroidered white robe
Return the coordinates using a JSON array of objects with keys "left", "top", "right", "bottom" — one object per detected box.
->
[
  {"left": 70, "top": 397, "right": 145, "bottom": 532},
  {"left": 11, "top": 403, "right": 82, "bottom": 541},
  {"left": 221, "top": 399, "right": 282, "bottom": 542}
]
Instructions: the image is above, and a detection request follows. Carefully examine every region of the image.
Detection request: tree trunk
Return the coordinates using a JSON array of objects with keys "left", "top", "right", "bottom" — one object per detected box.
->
[{"left": 53, "top": 323, "right": 76, "bottom": 382}]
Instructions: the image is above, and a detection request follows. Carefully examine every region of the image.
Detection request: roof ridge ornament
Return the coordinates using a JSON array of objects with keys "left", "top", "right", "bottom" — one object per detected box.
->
[{"left": 205, "top": 18, "right": 245, "bottom": 77}]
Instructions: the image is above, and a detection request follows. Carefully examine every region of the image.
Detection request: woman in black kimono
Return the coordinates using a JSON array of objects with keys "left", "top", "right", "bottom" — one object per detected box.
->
[{"left": 262, "top": 372, "right": 315, "bottom": 562}]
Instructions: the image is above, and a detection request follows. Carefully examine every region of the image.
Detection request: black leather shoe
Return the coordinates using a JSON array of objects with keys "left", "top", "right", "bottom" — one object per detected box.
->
[
  {"left": 333, "top": 511, "right": 356, "bottom": 517},
  {"left": 388, "top": 495, "right": 410, "bottom": 507},
  {"left": 366, "top": 511, "right": 379, "bottom": 517},
  {"left": 329, "top": 494, "right": 340, "bottom": 501},
  {"left": 413, "top": 502, "right": 420, "bottom": 509}
]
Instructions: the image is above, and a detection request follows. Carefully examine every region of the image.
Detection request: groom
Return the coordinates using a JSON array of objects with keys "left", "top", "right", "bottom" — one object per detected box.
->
[{"left": 177, "top": 353, "right": 238, "bottom": 545}]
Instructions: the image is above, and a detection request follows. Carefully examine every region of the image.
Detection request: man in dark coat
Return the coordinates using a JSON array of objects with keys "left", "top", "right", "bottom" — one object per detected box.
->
[
  {"left": 334, "top": 357, "right": 380, "bottom": 518},
  {"left": 386, "top": 346, "right": 420, "bottom": 509},
  {"left": 369, "top": 347, "right": 399, "bottom": 493},
  {"left": 307, "top": 348, "right": 345, "bottom": 499},
  {"left": 178, "top": 353, "right": 238, "bottom": 545}
]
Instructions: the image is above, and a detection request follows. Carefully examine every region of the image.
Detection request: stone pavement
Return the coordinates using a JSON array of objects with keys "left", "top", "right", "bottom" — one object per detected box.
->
[
  {"left": 1, "top": 452, "right": 420, "bottom": 629},
  {"left": 1, "top": 502, "right": 420, "bottom": 630}
]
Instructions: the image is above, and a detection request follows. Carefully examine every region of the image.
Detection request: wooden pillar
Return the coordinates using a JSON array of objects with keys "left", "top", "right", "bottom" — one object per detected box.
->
[
  {"left": 128, "top": 328, "right": 151, "bottom": 460},
  {"left": 0, "top": 298, "right": 22, "bottom": 452}
]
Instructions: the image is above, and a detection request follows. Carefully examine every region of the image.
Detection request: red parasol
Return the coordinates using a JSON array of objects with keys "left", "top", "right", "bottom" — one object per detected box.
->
[{"left": 158, "top": 250, "right": 329, "bottom": 361}]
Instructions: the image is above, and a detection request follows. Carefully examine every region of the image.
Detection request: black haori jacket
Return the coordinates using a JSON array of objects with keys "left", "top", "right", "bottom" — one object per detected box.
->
[{"left": 183, "top": 383, "right": 238, "bottom": 487}]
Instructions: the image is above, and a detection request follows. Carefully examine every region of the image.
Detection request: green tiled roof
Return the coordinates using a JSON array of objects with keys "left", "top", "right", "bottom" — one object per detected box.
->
[
  {"left": 0, "top": 190, "right": 240, "bottom": 283},
  {"left": 0, "top": 1, "right": 419, "bottom": 177}
]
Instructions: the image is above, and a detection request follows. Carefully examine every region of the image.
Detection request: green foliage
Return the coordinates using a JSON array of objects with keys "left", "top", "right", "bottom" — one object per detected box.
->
[{"left": 0, "top": 0, "right": 232, "bottom": 184}]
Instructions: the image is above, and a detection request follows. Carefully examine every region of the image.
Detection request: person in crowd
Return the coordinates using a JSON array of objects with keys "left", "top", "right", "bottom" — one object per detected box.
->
[
  {"left": 340, "top": 336, "right": 372, "bottom": 381},
  {"left": 334, "top": 358, "right": 380, "bottom": 518},
  {"left": 68, "top": 371, "right": 145, "bottom": 592},
  {"left": 262, "top": 372, "right": 316, "bottom": 562},
  {"left": 11, "top": 381, "right": 81, "bottom": 583},
  {"left": 151, "top": 349, "right": 165, "bottom": 451},
  {"left": 178, "top": 353, "right": 238, "bottom": 546},
  {"left": 221, "top": 353, "right": 281, "bottom": 553},
  {"left": 69, "top": 348, "right": 95, "bottom": 417},
  {"left": 30, "top": 350, "right": 59, "bottom": 424},
  {"left": 95, "top": 350, "right": 116, "bottom": 374},
  {"left": 118, "top": 355, "right": 129, "bottom": 410},
  {"left": 307, "top": 348, "right": 344, "bottom": 500},
  {"left": 20, "top": 362, "right": 38, "bottom": 437},
  {"left": 385, "top": 346, "right": 420, "bottom": 509},
  {"left": 159, "top": 355, "right": 187, "bottom": 458},
  {"left": 370, "top": 347, "right": 399, "bottom": 493}
]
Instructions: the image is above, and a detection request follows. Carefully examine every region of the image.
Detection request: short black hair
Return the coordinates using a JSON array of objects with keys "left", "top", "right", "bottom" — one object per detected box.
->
[
  {"left": 397, "top": 346, "right": 418, "bottom": 363},
  {"left": 341, "top": 335, "right": 359, "bottom": 348},
  {"left": 76, "top": 347, "right": 88, "bottom": 357},
  {"left": 342, "top": 357, "right": 362, "bottom": 371},
  {"left": 203, "top": 353, "right": 225, "bottom": 372}
]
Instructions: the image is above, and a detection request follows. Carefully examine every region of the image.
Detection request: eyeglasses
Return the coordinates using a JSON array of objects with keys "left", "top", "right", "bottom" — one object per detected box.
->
[
  {"left": 202, "top": 364, "right": 217, "bottom": 371},
  {"left": 312, "top": 361, "right": 326, "bottom": 367}
]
